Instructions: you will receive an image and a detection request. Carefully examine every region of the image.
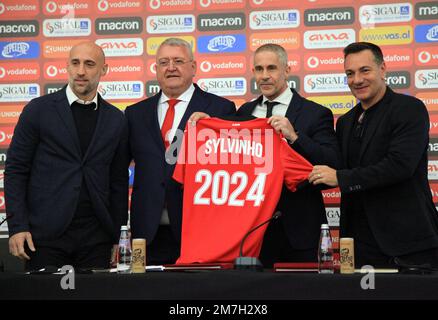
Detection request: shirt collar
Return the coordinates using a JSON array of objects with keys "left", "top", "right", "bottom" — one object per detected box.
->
[
  {"left": 159, "top": 84, "right": 195, "bottom": 105},
  {"left": 262, "top": 87, "right": 293, "bottom": 106},
  {"left": 66, "top": 84, "right": 98, "bottom": 107}
]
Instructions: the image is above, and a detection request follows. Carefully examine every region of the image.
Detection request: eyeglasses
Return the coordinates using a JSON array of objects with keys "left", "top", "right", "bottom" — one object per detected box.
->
[{"left": 157, "top": 58, "right": 192, "bottom": 68}]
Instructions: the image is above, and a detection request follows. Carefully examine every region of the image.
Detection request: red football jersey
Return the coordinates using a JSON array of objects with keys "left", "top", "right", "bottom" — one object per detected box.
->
[{"left": 173, "top": 117, "right": 313, "bottom": 263}]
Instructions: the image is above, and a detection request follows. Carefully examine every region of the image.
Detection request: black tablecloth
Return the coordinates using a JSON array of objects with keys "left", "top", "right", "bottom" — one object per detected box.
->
[{"left": 1, "top": 270, "right": 437, "bottom": 300}]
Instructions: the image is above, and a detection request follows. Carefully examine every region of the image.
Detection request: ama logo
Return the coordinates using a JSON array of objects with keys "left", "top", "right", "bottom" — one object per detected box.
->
[{"left": 198, "top": 34, "right": 246, "bottom": 53}]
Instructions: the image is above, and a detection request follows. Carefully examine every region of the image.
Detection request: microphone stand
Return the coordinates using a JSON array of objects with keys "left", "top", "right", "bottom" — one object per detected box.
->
[{"left": 234, "top": 211, "right": 282, "bottom": 272}]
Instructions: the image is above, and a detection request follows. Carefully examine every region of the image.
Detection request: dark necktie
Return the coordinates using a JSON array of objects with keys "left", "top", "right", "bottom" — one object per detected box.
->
[
  {"left": 161, "top": 99, "right": 180, "bottom": 148},
  {"left": 265, "top": 101, "right": 280, "bottom": 118}
]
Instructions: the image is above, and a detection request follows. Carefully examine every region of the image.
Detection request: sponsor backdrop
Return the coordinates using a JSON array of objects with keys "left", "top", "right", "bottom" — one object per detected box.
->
[{"left": 0, "top": 0, "right": 437, "bottom": 261}]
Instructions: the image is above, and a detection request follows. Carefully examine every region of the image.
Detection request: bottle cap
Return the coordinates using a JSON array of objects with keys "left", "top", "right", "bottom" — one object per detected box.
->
[
  {"left": 321, "top": 224, "right": 329, "bottom": 229},
  {"left": 121, "top": 225, "right": 128, "bottom": 230}
]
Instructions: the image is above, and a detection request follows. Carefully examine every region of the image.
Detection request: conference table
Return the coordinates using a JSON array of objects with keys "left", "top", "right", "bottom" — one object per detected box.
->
[{"left": 1, "top": 269, "right": 437, "bottom": 300}]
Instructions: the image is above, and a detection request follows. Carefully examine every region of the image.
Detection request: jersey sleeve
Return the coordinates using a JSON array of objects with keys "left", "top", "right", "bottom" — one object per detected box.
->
[{"left": 280, "top": 138, "right": 313, "bottom": 192}]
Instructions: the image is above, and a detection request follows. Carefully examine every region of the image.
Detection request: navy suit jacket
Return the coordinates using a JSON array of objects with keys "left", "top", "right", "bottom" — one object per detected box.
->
[
  {"left": 126, "top": 84, "right": 235, "bottom": 242},
  {"left": 337, "top": 87, "right": 438, "bottom": 255},
  {"left": 5, "top": 87, "right": 129, "bottom": 242},
  {"left": 237, "top": 88, "right": 340, "bottom": 249}
]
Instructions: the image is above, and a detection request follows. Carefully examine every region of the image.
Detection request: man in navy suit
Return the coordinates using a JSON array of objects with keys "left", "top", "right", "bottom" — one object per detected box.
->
[
  {"left": 5, "top": 41, "right": 129, "bottom": 271},
  {"left": 310, "top": 42, "right": 438, "bottom": 268},
  {"left": 191, "top": 44, "right": 340, "bottom": 267},
  {"left": 125, "top": 38, "right": 235, "bottom": 265}
]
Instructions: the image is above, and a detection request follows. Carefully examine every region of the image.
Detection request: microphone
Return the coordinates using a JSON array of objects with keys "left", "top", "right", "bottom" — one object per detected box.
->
[{"left": 234, "top": 211, "right": 282, "bottom": 271}]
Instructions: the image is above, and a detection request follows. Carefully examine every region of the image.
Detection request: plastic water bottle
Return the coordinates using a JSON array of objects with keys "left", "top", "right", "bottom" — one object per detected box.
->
[
  {"left": 318, "top": 224, "right": 334, "bottom": 274},
  {"left": 117, "top": 225, "right": 132, "bottom": 274}
]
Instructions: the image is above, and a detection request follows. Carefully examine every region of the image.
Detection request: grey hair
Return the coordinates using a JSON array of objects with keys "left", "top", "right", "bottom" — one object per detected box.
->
[
  {"left": 254, "top": 44, "right": 288, "bottom": 67},
  {"left": 157, "top": 38, "right": 194, "bottom": 61}
]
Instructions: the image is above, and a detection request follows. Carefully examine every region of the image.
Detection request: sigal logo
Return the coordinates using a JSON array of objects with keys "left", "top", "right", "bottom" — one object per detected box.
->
[
  {"left": 98, "top": 81, "right": 143, "bottom": 100},
  {"left": 0, "top": 62, "right": 39, "bottom": 81},
  {"left": 0, "top": 0, "right": 38, "bottom": 17},
  {"left": 304, "top": 7, "right": 355, "bottom": 26},
  {"left": 146, "top": 14, "right": 195, "bottom": 34},
  {"left": 96, "top": 38, "right": 143, "bottom": 57},
  {"left": 198, "top": 34, "right": 246, "bottom": 54},
  {"left": 197, "top": 77, "right": 246, "bottom": 96},
  {"left": 0, "top": 83, "right": 40, "bottom": 102},
  {"left": 198, "top": 55, "right": 246, "bottom": 76},
  {"left": 249, "top": 9, "right": 299, "bottom": 30},
  {"left": 304, "top": 73, "right": 349, "bottom": 94},
  {"left": 415, "top": 69, "right": 438, "bottom": 89},
  {"left": 359, "top": 3, "right": 412, "bottom": 26},
  {"left": 428, "top": 160, "right": 438, "bottom": 180},
  {"left": 0, "top": 41, "right": 39, "bottom": 60},
  {"left": 43, "top": 18, "right": 91, "bottom": 37},
  {"left": 325, "top": 207, "right": 340, "bottom": 227},
  {"left": 197, "top": 13, "right": 245, "bottom": 31},
  {"left": 304, "top": 28, "right": 355, "bottom": 49}
]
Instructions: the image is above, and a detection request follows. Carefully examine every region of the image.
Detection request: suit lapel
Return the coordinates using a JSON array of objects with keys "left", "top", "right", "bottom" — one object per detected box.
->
[
  {"left": 284, "top": 89, "right": 303, "bottom": 126},
  {"left": 359, "top": 93, "right": 391, "bottom": 161},
  {"left": 53, "top": 88, "right": 82, "bottom": 157},
  {"left": 177, "top": 85, "right": 208, "bottom": 133},
  {"left": 82, "top": 94, "right": 110, "bottom": 161},
  {"left": 145, "top": 93, "right": 166, "bottom": 151},
  {"left": 340, "top": 109, "right": 356, "bottom": 165},
  {"left": 237, "top": 96, "right": 260, "bottom": 116}
]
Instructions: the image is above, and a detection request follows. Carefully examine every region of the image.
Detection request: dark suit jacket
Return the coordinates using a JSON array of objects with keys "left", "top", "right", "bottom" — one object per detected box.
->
[
  {"left": 237, "top": 88, "right": 340, "bottom": 249},
  {"left": 5, "top": 87, "right": 129, "bottom": 242},
  {"left": 126, "top": 84, "right": 235, "bottom": 242},
  {"left": 337, "top": 87, "right": 438, "bottom": 256}
]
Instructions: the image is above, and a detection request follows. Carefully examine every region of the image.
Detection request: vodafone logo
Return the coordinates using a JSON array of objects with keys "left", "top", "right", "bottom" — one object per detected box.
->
[
  {"left": 0, "top": 3, "right": 5, "bottom": 14},
  {"left": 98, "top": 0, "right": 109, "bottom": 11},
  {"left": 46, "top": 1, "right": 57, "bottom": 13},
  {"left": 418, "top": 51, "right": 431, "bottom": 64},
  {"left": 307, "top": 56, "right": 319, "bottom": 69},
  {"left": 200, "top": 0, "right": 211, "bottom": 7},
  {"left": 200, "top": 61, "right": 212, "bottom": 72},
  {"left": 46, "top": 65, "right": 58, "bottom": 77},
  {"left": 0, "top": 196, "right": 4, "bottom": 208},
  {"left": 150, "top": 62, "right": 156, "bottom": 74},
  {"left": 252, "top": 0, "right": 264, "bottom": 5},
  {"left": 150, "top": 0, "right": 160, "bottom": 9},
  {"left": 0, "top": 67, "right": 5, "bottom": 79},
  {"left": 0, "top": 131, "right": 5, "bottom": 143}
]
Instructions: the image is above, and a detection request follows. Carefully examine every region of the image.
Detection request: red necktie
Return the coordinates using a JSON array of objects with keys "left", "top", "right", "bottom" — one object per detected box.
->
[{"left": 161, "top": 99, "right": 180, "bottom": 149}]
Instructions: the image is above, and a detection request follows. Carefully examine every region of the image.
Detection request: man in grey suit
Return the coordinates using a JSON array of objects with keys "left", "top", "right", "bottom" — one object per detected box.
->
[{"left": 5, "top": 41, "right": 129, "bottom": 271}]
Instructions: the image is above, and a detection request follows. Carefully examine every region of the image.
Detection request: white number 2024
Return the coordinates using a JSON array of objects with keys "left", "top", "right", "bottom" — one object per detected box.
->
[{"left": 193, "top": 169, "right": 266, "bottom": 207}]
